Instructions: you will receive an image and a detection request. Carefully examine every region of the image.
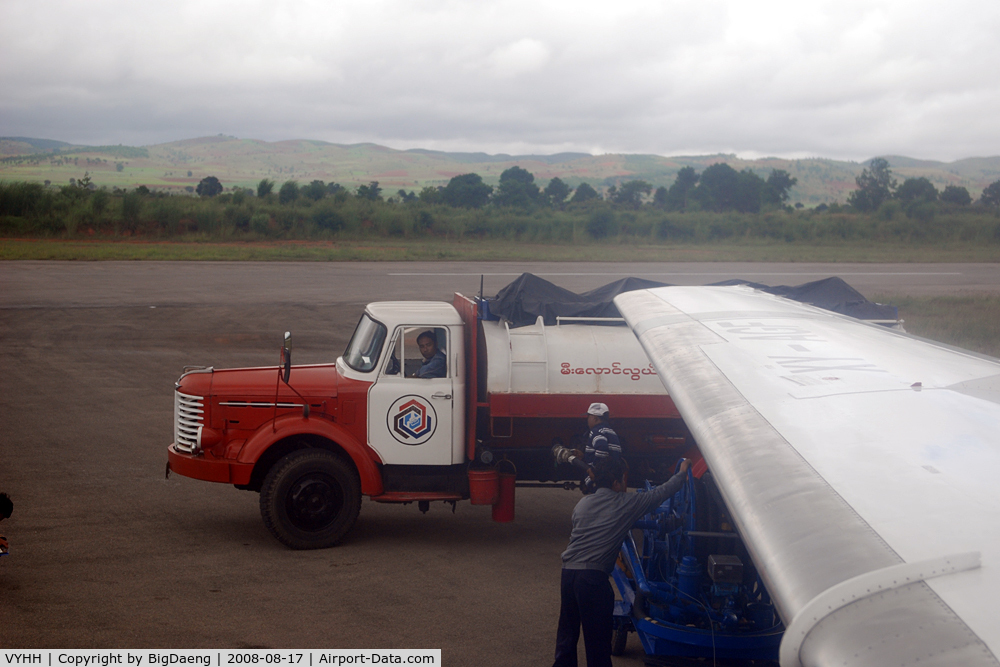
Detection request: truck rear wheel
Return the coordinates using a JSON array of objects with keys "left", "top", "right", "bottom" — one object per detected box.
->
[{"left": 260, "top": 449, "right": 361, "bottom": 550}]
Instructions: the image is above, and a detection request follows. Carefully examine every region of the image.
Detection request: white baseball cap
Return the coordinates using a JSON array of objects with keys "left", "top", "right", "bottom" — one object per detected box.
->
[{"left": 586, "top": 402, "right": 609, "bottom": 417}]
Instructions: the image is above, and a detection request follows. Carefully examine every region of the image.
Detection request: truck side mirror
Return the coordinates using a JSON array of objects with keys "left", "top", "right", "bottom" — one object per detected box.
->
[{"left": 281, "top": 331, "right": 292, "bottom": 384}]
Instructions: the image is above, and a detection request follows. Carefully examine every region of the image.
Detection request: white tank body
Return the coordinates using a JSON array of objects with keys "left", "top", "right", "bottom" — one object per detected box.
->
[{"left": 480, "top": 317, "right": 667, "bottom": 395}]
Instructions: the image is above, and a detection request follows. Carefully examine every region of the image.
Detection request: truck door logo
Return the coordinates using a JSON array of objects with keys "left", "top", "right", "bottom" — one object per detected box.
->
[{"left": 387, "top": 396, "right": 438, "bottom": 445}]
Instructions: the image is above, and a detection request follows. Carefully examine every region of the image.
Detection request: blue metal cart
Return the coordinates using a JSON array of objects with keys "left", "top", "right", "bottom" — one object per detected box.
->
[{"left": 612, "top": 467, "right": 784, "bottom": 662}]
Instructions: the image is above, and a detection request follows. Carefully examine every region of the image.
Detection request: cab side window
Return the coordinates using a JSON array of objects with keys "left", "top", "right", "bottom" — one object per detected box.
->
[{"left": 383, "top": 327, "right": 447, "bottom": 379}]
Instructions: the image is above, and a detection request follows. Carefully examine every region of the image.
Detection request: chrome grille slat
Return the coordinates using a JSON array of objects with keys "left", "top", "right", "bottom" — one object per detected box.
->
[{"left": 174, "top": 391, "right": 205, "bottom": 453}]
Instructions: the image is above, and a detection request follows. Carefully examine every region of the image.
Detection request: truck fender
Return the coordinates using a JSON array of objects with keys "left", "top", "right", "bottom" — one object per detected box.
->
[{"left": 238, "top": 414, "right": 384, "bottom": 496}]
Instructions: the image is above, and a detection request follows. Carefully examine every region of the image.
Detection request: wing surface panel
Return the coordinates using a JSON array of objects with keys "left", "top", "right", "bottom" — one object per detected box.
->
[
  {"left": 615, "top": 285, "right": 1000, "bottom": 667},
  {"left": 801, "top": 582, "right": 993, "bottom": 667}
]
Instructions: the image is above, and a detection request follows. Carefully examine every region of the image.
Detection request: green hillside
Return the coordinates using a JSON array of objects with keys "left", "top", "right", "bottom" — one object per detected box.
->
[{"left": 3, "top": 135, "right": 999, "bottom": 205}]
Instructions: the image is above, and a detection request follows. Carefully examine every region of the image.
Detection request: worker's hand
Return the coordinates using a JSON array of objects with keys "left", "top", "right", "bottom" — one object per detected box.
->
[
  {"left": 0, "top": 535, "right": 8, "bottom": 550},
  {"left": 678, "top": 458, "right": 692, "bottom": 475}
]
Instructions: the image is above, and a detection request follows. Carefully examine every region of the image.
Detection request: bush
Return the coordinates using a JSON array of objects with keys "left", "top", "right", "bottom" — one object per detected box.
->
[
  {"left": 223, "top": 204, "right": 252, "bottom": 231},
  {"left": 148, "top": 198, "right": 184, "bottom": 233},
  {"left": 122, "top": 192, "right": 143, "bottom": 231},
  {"left": 825, "top": 214, "right": 864, "bottom": 241},
  {"left": 0, "top": 214, "right": 35, "bottom": 235},
  {"left": 704, "top": 220, "right": 735, "bottom": 240},
  {"left": 311, "top": 203, "right": 345, "bottom": 232},
  {"left": 194, "top": 207, "right": 221, "bottom": 234},
  {"left": 877, "top": 200, "right": 902, "bottom": 221},
  {"left": 906, "top": 201, "right": 936, "bottom": 225},
  {"left": 90, "top": 188, "right": 110, "bottom": 216},
  {"left": 655, "top": 217, "right": 691, "bottom": 241},
  {"left": 0, "top": 181, "right": 47, "bottom": 217},
  {"left": 415, "top": 210, "right": 435, "bottom": 233},
  {"left": 250, "top": 212, "right": 271, "bottom": 235},
  {"left": 274, "top": 208, "right": 298, "bottom": 231},
  {"left": 586, "top": 208, "right": 616, "bottom": 239},
  {"left": 617, "top": 211, "right": 651, "bottom": 237}
]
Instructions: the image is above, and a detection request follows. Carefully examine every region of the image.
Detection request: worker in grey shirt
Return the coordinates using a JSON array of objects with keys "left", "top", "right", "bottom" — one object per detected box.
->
[{"left": 552, "top": 457, "right": 691, "bottom": 667}]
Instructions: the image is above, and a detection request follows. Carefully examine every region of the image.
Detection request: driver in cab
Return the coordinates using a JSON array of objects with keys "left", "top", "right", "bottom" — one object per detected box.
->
[{"left": 415, "top": 330, "right": 446, "bottom": 378}]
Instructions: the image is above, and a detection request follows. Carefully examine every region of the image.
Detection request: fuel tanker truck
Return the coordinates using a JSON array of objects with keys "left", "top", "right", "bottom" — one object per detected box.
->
[
  {"left": 166, "top": 274, "right": 896, "bottom": 551},
  {"left": 166, "top": 276, "right": 698, "bottom": 549}
]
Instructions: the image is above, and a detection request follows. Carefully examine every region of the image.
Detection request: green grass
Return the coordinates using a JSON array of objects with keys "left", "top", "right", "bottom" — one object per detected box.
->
[
  {"left": 4, "top": 237, "right": 1000, "bottom": 262},
  {"left": 875, "top": 294, "right": 1000, "bottom": 358}
]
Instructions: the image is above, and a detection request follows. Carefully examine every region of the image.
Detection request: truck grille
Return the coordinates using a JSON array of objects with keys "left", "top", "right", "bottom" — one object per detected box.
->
[{"left": 174, "top": 391, "right": 205, "bottom": 453}]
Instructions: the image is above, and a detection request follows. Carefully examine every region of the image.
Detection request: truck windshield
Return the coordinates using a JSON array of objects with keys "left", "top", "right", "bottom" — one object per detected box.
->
[{"left": 343, "top": 314, "right": 387, "bottom": 373}]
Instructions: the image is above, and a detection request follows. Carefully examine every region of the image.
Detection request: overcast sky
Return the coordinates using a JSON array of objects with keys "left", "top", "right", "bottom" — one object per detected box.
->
[{"left": 2, "top": 0, "right": 999, "bottom": 162}]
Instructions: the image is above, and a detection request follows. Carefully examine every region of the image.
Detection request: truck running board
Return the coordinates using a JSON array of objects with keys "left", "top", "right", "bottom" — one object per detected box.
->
[{"left": 370, "top": 491, "right": 465, "bottom": 503}]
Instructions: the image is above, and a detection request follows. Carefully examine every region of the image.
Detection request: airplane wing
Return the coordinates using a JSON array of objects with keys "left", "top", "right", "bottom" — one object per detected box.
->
[{"left": 614, "top": 285, "right": 1000, "bottom": 667}]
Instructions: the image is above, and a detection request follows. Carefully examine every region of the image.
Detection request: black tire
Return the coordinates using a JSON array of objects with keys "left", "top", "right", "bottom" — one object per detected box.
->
[
  {"left": 611, "top": 623, "right": 629, "bottom": 656},
  {"left": 260, "top": 449, "right": 361, "bottom": 550}
]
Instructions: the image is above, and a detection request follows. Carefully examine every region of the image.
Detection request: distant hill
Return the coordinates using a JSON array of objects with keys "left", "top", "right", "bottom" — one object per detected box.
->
[
  {"left": 0, "top": 137, "right": 74, "bottom": 154},
  {"left": 2, "top": 135, "right": 999, "bottom": 205}
]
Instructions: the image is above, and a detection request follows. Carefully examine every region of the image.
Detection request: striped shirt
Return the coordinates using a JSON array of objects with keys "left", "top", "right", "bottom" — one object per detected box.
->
[{"left": 584, "top": 423, "right": 622, "bottom": 464}]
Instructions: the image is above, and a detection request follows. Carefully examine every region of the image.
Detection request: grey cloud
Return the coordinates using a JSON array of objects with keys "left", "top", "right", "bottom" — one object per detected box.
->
[{"left": 2, "top": 0, "right": 1000, "bottom": 161}]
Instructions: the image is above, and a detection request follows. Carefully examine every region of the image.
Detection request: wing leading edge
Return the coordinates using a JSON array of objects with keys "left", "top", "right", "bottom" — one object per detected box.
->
[{"left": 614, "top": 285, "right": 1000, "bottom": 667}]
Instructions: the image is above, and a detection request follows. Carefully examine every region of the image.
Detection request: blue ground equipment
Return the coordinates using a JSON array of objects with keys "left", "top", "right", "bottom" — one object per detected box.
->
[{"left": 612, "top": 466, "right": 784, "bottom": 662}]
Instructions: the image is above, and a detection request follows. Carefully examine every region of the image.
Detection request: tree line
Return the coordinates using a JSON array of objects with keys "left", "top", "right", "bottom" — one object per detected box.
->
[
  {"left": 846, "top": 158, "right": 997, "bottom": 218},
  {"left": 3, "top": 160, "right": 1000, "bottom": 244},
  {"left": 209, "top": 163, "right": 800, "bottom": 215},
  {"left": 206, "top": 159, "right": 1000, "bottom": 216}
]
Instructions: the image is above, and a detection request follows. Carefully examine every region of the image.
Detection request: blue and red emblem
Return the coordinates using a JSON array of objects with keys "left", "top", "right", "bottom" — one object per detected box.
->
[{"left": 387, "top": 396, "right": 438, "bottom": 445}]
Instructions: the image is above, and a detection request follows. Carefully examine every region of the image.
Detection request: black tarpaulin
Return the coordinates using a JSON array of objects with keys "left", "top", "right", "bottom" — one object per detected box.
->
[
  {"left": 490, "top": 273, "right": 669, "bottom": 326},
  {"left": 711, "top": 276, "right": 899, "bottom": 320},
  {"left": 489, "top": 273, "right": 897, "bottom": 327}
]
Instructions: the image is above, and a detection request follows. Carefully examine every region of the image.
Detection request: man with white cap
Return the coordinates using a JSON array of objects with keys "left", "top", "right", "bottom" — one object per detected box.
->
[
  {"left": 577, "top": 403, "right": 621, "bottom": 495},
  {"left": 584, "top": 402, "right": 621, "bottom": 466}
]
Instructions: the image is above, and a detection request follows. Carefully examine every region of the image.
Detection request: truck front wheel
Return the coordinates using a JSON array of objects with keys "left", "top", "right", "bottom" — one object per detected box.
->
[{"left": 260, "top": 449, "right": 361, "bottom": 549}]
